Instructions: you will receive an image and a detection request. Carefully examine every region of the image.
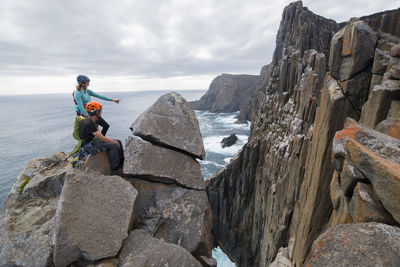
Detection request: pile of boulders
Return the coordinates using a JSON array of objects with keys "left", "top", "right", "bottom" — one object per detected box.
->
[{"left": 0, "top": 93, "right": 215, "bottom": 267}]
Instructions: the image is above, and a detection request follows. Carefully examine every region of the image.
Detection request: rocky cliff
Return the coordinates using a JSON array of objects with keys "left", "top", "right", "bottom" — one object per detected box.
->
[
  {"left": 0, "top": 93, "right": 215, "bottom": 267},
  {"left": 206, "top": 1, "right": 400, "bottom": 266},
  {"left": 189, "top": 73, "right": 261, "bottom": 113}
]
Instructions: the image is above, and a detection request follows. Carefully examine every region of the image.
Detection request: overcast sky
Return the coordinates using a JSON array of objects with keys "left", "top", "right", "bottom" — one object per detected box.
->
[{"left": 0, "top": 0, "right": 398, "bottom": 95}]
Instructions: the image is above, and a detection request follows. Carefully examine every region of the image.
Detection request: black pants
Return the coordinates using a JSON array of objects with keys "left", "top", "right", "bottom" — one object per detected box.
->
[
  {"left": 102, "top": 140, "right": 124, "bottom": 170},
  {"left": 82, "top": 139, "right": 124, "bottom": 170},
  {"left": 77, "top": 113, "right": 109, "bottom": 136}
]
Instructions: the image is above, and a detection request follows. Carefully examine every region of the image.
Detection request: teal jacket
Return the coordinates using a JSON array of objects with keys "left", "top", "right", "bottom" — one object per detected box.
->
[{"left": 74, "top": 89, "right": 112, "bottom": 116}]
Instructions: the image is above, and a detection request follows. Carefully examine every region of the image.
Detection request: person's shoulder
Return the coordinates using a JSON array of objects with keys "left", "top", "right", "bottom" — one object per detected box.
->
[{"left": 74, "top": 89, "right": 82, "bottom": 96}]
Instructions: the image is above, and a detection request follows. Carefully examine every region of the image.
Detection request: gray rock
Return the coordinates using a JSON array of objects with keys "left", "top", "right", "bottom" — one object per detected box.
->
[
  {"left": 119, "top": 229, "right": 202, "bottom": 267},
  {"left": 388, "top": 100, "right": 400, "bottom": 118},
  {"left": 130, "top": 178, "right": 213, "bottom": 259},
  {"left": 360, "top": 79, "right": 400, "bottom": 128},
  {"left": 372, "top": 48, "right": 390, "bottom": 75},
  {"left": 330, "top": 20, "right": 377, "bottom": 81},
  {"left": 307, "top": 223, "right": 400, "bottom": 267},
  {"left": 130, "top": 92, "right": 205, "bottom": 159},
  {"left": 391, "top": 44, "right": 400, "bottom": 57},
  {"left": 390, "top": 64, "right": 400, "bottom": 80},
  {"left": 349, "top": 182, "right": 397, "bottom": 224},
  {"left": 124, "top": 137, "right": 204, "bottom": 190},
  {"left": 85, "top": 151, "right": 112, "bottom": 175},
  {"left": 0, "top": 153, "right": 68, "bottom": 267},
  {"left": 22, "top": 156, "right": 71, "bottom": 199},
  {"left": 53, "top": 171, "right": 137, "bottom": 267},
  {"left": 221, "top": 133, "right": 239, "bottom": 148},
  {"left": 0, "top": 198, "right": 57, "bottom": 267}
]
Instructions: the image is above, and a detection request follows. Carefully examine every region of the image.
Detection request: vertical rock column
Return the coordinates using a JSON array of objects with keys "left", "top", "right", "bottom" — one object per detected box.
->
[{"left": 292, "top": 20, "right": 377, "bottom": 266}]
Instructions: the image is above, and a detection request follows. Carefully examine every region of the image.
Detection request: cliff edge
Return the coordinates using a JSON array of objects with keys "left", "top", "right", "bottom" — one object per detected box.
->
[{"left": 206, "top": 1, "right": 400, "bottom": 266}]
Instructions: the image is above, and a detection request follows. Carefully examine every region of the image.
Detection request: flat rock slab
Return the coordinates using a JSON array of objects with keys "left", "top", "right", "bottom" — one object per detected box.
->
[
  {"left": 130, "top": 92, "right": 205, "bottom": 159},
  {"left": 124, "top": 137, "right": 205, "bottom": 190},
  {"left": 119, "top": 229, "right": 202, "bottom": 267},
  {"left": 130, "top": 178, "right": 213, "bottom": 259},
  {"left": 53, "top": 171, "right": 137, "bottom": 267},
  {"left": 333, "top": 118, "right": 400, "bottom": 163},
  {"left": 307, "top": 223, "right": 400, "bottom": 267}
]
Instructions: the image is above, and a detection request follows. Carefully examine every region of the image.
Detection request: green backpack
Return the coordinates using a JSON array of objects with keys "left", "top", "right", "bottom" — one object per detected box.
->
[{"left": 69, "top": 116, "right": 86, "bottom": 157}]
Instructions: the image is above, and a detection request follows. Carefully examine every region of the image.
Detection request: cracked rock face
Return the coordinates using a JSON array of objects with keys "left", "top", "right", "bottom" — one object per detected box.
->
[
  {"left": 123, "top": 137, "right": 204, "bottom": 190},
  {"left": 130, "top": 92, "right": 205, "bottom": 159},
  {"left": 53, "top": 171, "right": 137, "bottom": 266},
  {"left": 129, "top": 178, "right": 213, "bottom": 260}
]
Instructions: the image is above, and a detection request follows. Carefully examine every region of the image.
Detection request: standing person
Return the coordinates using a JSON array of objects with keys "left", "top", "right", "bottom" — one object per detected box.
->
[
  {"left": 79, "top": 101, "right": 124, "bottom": 172},
  {"left": 74, "top": 74, "right": 120, "bottom": 136}
]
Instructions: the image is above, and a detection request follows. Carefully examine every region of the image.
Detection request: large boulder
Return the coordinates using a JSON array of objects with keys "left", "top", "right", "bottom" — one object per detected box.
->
[
  {"left": 129, "top": 178, "right": 213, "bottom": 260},
  {"left": 329, "top": 20, "right": 377, "bottom": 81},
  {"left": 85, "top": 151, "right": 112, "bottom": 175},
  {"left": 360, "top": 79, "right": 400, "bottom": 128},
  {"left": 346, "top": 139, "right": 400, "bottom": 223},
  {"left": 119, "top": 229, "right": 202, "bottom": 267},
  {"left": 349, "top": 182, "right": 397, "bottom": 224},
  {"left": 53, "top": 171, "right": 137, "bottom": 266},
  {"left": 124, "top": 137, "right": 204, "bottom": 190},
  {"left": 307, "top": 223, "right": 400, "bottom": 267},
  {"left": 332, "top": 118, "right": 400, "bottom": 223},
  {"left": 0, "top": 152, "right": 70, "bottom": 267},
  {"left": 0, "top": 198, "right": 58, "bottom": 267},
  {"left": 19, "top": 152, "right": 70, "bottom": 200},
  {"left": 130, "top": 92, "right": 205, "bottom": 159},
  {"left": 221, "top": 133, "right": 238, "bottom": 148}
]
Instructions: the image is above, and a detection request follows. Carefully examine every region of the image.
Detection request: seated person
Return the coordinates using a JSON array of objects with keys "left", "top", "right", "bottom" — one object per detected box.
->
[{"left": 78, "top": 101, "right": 124, "bottom": 171}]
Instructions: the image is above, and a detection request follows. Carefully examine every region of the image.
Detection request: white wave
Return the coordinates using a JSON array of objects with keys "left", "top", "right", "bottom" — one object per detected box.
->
[
  {"left": 203, "top": 135, "right": 248, "bottom": 156},
  {"left": 214, "top": 114, "right": 250, "bottom": 130},
  {"left": 224, "top": 157, "right": 233, "bottom": 163},
  {"left": 212, "top": 247, "right": 236, "bottom": 267},
  {"left": 198, "top": 160, "right": 225, "bottom": 168}
]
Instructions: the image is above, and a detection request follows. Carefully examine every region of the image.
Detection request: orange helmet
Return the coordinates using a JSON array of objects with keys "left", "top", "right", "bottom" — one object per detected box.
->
[{"left": 85, "top": 101, "right": 102, "bottom": 115}]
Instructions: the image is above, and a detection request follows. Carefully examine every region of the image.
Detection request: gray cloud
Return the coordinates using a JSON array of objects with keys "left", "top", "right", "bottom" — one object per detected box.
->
[{"left": 0, "top": 0, "right": 398, "bottom": 81}]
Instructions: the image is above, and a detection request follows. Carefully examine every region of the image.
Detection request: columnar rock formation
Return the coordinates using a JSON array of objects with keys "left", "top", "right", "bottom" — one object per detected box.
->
[
  {"left": 206, "top": 1, "right": 400, "bottom": 267},
  {"left": 0, "top": 93, "right": 214, "bottom": 267}
]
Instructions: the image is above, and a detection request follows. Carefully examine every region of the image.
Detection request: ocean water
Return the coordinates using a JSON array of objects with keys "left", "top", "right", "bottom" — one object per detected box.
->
[{"left": 0, "top": 89, "right": 244, "bottom": 266}]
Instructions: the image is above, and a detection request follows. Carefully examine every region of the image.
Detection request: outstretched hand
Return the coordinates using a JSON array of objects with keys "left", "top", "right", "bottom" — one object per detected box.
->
[{"left": 112, "top": 99, "right": 120, "bottom": 104}]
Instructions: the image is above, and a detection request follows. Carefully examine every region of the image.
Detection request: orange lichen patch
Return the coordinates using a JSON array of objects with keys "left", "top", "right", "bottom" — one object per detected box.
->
[
  {"left": 334, "top": 119, "right": 362, "bottom": 141},
  {"left": 388, "top": 123, "right": 400, "bottom": 140},
  {"left": 310, "top": 239, "right": 326, "bottom": 262},
  {"left": 342, "top": 24, "right": 355, "bottom": 56},
  {"left": 346, "top": 139, "right": 400, "bottom": 178}
]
